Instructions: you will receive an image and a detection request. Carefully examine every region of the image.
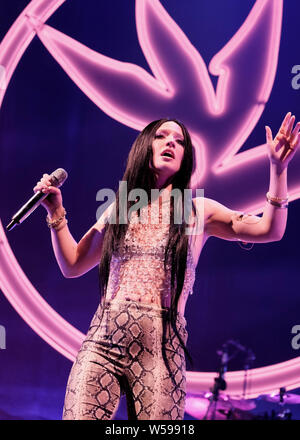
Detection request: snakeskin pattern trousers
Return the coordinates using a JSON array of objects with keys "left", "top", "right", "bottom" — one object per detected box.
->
[{"left": 62, "top": 299, "right": 188, "bottom": 420}]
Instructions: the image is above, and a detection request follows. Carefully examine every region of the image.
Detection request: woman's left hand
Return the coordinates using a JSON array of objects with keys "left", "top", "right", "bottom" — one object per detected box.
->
[{"left": 265, "top": 111, "right": 300, "bottom": 171}]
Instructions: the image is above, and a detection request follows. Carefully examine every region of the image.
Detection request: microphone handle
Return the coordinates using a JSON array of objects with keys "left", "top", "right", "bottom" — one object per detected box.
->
[{"left": 6, "top": 190, "right": 48, "bottom": 231}]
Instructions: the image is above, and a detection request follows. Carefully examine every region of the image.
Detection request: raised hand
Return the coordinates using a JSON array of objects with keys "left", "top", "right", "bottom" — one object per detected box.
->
[
  {"left": 265, "top": 112, "right": 300, "bottom": 171},
  {"left": 33, "top": 173, "right": 63, "bottom": 216}
]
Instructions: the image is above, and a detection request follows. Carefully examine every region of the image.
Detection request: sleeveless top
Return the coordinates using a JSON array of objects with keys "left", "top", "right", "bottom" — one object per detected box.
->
[{"left": 105, "top": 198, "right": 196, "bottom": 309}]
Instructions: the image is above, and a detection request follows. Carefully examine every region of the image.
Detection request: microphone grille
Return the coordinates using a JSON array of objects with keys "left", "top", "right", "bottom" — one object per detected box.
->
[{"left": 50, "top": 168, "right": 68, "bottom": 187}]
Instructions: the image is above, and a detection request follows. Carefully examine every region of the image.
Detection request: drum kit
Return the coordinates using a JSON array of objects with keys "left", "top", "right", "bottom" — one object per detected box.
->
[
  {"left": 185, "top": 339, "right": 300, "bottom": 420},
  {"left": 185, "top": 389, "right": 300, "bottom": 420}
]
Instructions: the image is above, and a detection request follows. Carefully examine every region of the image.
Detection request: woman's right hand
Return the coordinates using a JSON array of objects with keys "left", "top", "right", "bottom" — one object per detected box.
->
[{"left": 33, "top": 173, "right": 64, "bottom": 215}]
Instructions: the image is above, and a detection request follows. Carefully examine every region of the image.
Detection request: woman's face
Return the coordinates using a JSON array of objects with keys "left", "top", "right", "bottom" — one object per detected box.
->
[{"left": 151, "top": 121, "right": 185, "bottom": 185}]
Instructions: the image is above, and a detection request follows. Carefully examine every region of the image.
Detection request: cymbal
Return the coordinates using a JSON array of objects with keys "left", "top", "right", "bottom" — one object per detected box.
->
[
  {"left": 196, "top": 392, "right": 256, "bottom": 411},
  {"left": 185, "top": 395, "right": 230, "bottom": 420},
  {"left": 226, "top": 396, "right": 256, "bottom": 411},
  {"left": 185, "top": 393, "right": 256, "bottom": 420},
  {"left": 259, "top": 393, "right": 300, "bottom": 405}
]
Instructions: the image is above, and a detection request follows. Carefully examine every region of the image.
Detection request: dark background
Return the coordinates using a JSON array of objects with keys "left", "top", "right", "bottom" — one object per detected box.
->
[{"left": 0, "top": 0, "right": 299, "bottom": 420}]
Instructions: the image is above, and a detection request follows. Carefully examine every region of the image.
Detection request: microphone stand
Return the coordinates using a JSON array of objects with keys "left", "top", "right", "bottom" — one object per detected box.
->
[
  {"left": 203, "top": 340, "right": 256, "bottom": 420},
  {"left": 203, "top": 344, "right": 229, "bottom": 420},
  {"left": 242, "top": 349, "right": 255, "bottom": 399}
]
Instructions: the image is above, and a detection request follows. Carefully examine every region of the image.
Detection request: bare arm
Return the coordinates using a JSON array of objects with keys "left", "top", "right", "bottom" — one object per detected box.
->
[
  {"left": 48, "top": 204, "right": 111, "bottom": 278},
  {"left": 204, "top": 164, "right": 287, "bottom": 243},
  {"left": 34, "top": 174, "right": 114, "bottom": 278},
  {"left": 205, "top": 112, "right": 300, "bottom": 243}
]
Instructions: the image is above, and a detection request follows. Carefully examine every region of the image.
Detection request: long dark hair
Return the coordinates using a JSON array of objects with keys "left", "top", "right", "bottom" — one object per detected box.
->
[{"left": 98, "top": 118, "right": 195, "bottom": 368}]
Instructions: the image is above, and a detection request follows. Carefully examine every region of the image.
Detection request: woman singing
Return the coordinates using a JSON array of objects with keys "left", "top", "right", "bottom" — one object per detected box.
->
[{"left": 34, "top": 112, "right": 299, "bottom": 420}]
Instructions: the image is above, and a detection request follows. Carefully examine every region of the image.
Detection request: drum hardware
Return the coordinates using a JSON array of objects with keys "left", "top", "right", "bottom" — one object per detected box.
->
[
  {"left": 258, "top": 387, "right": 300, "bottom": 405},
  {"left": 255, "top": 387, "right": 300, "bottom": 420},
  {"left": 202, "top": 339, "right": 255, "bottom": 420},
  {"left": 185, "top": 393, "right": 256, "bottom": 420}
]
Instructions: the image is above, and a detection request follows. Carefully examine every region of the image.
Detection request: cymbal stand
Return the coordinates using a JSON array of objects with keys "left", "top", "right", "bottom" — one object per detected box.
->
[
  {"left": 203, "top": 343, "right": 229, "bottom": 420},
  {"left": 242, "top": 349, "right": 256, "bottom": 399},
  {"left": 276, "top": 387, "right": 292, "bottom": 420}
]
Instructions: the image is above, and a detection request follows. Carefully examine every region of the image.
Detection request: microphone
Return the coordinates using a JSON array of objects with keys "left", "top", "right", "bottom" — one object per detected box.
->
[{"left": 6, "top": 168, "right": 68, "bottom": 231}]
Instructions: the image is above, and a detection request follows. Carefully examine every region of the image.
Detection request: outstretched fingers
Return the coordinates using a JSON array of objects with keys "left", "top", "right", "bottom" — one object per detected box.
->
[
  {"left": 274, "top": 112, "right": 292, "bottom": 151},
  {"left": 265, "top": 125, "right": 273, "bottom": 144},
  {"left": 266, "top": 112, "right": 299, "bottom": 165},
  {"left": 281, "top": 121, "right": 300, "bottom": 162},
  {"left": 280, "top": 111, "right": 292, "bottom": 132},
  {"left": 286, "top": 115, "right": 296, "bottom": 138},
  {"left": 291, "top": 121, "right": 300, "bottom": 147}
]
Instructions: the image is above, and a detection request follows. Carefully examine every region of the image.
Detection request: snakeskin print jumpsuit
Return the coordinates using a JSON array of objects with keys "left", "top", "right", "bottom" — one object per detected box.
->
[{"left": 62, "top": 198, "right": 196, "bottom": 420}]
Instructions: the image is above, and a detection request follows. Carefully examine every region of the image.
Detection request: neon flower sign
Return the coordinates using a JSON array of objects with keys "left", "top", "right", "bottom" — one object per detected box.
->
[{"left": 1, "top": 0, "right": 300, "bottom": 400}]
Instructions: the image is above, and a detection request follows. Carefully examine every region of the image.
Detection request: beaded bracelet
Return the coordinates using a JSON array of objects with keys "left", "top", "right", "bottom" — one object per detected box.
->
[
  {"left": 266, "top": 192, "right": 289, "bottom": 203},
  {"left": 266, "top": 192, "right": 288, "bottom": 209},
  {"left": 46, "top": 208, "right": 67, "bottom": 229},
  {"left": 51, "top": 217, "right": 68, "bottom": 231}
]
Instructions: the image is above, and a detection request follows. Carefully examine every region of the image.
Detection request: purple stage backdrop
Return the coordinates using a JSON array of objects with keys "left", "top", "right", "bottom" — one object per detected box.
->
[{"left": 0, "top": 0, "right": 300, "bottom": 420}]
